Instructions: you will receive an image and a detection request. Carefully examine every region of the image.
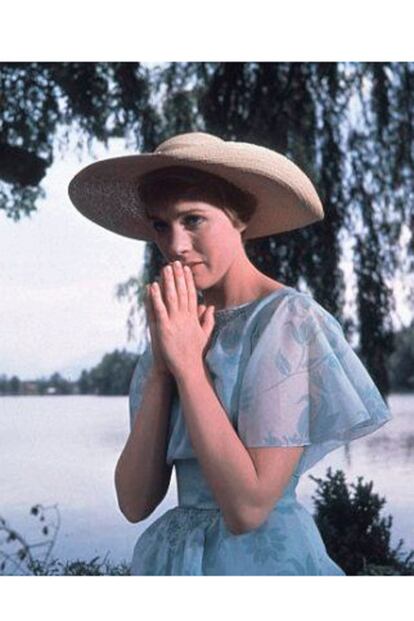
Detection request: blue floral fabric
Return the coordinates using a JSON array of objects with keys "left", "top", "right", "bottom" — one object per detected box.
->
[{"left": 128, "top": 286, "right": 392, "bottom": 575}]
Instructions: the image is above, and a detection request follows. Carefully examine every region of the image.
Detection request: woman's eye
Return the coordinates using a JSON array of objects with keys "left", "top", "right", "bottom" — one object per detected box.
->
[
  {"left": 152, "top": 221, "right": 167, "bottom": 232},
  {"left": 152, "top": 215, "right": 203, "bottom": 233},
  {"left": 185, "top": 215, "right": 204, "bottom": 227}
]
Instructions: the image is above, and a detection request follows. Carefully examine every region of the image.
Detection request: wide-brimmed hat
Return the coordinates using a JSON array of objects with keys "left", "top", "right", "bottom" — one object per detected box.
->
[{"left": 68, "top": 131, "right": 324, "bottom": 241}]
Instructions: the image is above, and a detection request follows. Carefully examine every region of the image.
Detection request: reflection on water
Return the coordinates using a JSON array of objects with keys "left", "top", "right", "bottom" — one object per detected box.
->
[
  {"left": 363, "top": 430, "right": 414, "bottom": 462},
  {"left": 0, "top": 393, "right": 413, "bottom": 566}
]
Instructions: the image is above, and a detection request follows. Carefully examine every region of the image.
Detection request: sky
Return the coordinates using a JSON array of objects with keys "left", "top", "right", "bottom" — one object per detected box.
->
[
  {"left": 1, "top": 129, "right": 413, "bottom": 383},
  {"left": 1, "top": 137, "right": 147, "bottom": 380}
]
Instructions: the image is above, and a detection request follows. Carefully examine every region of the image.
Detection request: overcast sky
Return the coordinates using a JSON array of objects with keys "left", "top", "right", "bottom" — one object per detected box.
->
[
  {"left": 1, "top": 135, "right": 412, "bottom": 382},
  {"left": 1, "top": 138, "right": 146, "bottom": 380}
]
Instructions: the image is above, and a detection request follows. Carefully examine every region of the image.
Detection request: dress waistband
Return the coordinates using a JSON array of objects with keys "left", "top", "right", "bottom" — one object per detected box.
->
[{"left": 175, "top": 459, "right": 299, "bottom": 510}]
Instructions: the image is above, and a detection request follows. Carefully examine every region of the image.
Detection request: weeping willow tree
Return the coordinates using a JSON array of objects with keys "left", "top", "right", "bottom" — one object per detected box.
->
[
  {"left": 2, "top": 62, "right": 413, "bottom": 397},
  {"left": 0, "top": 62, "right": 160, "bottom": 218}
]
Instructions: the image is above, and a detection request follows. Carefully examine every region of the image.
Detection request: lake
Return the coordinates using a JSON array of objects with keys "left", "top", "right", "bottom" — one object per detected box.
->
[{"left": 1, "top": 393, "right": 413, "bottom": 572}]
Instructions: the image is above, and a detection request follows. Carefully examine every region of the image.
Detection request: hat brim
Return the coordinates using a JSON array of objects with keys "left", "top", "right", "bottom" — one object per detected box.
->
[{"left": 68, "top": 142, "right": 324, "bottom": 241}]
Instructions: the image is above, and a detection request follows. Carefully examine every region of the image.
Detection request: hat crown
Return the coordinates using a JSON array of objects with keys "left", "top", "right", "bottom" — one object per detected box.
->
[{"left": 155, "top": 132, "right": 223, "bottom": 154}]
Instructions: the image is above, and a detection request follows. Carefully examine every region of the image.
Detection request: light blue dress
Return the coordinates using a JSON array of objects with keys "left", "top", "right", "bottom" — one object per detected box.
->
[{"left": 128, "top": 285, "right": 392, "bottom": 575}]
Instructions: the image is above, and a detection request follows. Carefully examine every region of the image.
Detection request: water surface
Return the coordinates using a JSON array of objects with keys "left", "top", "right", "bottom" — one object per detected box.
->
[{"left": 1, "top": 394, "right": 412, "bottom": 570}]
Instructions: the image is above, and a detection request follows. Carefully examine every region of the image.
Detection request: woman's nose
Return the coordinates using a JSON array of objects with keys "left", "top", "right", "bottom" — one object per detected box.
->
[{"left": 166, "top": 226, "right": 193, "bottom": 256}]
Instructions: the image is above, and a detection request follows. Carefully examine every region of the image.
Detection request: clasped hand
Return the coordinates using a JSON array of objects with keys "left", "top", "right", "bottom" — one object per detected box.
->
[{"left": 144, "top": 261, "right": 216, "bottom": 378}]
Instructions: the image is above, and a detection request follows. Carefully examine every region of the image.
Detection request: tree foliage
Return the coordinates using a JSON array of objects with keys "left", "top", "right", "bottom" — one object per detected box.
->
[
  {"left": 0, "top": 62, "right": 159, "bottom": 218},
  {"left": 2, "top": 62, "right": 414, "bottom": 396},
  {"left": 388, "top": 320, "right": 414, "bottom": 391},
  {"left": 310, "top": 468, "right": 414, "bottom": 575},
  {"left": 0, "top": 349, "right": 138, "bottom": 396},
  {"left": 81, "top": 348, "right": 138, "bottom": 395}
]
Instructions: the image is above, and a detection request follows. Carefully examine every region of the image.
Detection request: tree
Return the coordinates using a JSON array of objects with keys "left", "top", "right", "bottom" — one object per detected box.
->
[
  {"left": 388, "top": 320, "right": 414, "bottom": 391},
  {"left": 0, "top": 374, "right": 7, "bottom": 395},
  {"left": 78, "top": 369, "right": 92, "bottom": 395},
  {"left": 49, "top": 372, "right": 71, "bottom": 395},
  {"left": 8, "top": 376, "right": 20, "bottom": 395},
  {"left": 0, "top": 62, "right": 160, "bottom": 219},
  {"left": 87, "top": 349, "right": 138, "bottom": 395},
  {"left": 3, "top": 62, "right": 414, "bottom": 396}
]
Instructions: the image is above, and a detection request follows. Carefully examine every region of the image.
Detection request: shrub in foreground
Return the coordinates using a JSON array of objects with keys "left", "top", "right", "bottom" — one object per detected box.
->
[{"left": 310, "top": 467, "right": 414, "bottom": 575}]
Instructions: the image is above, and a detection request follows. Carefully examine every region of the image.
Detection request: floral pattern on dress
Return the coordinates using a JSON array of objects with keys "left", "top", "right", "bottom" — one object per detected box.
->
[
  {"left": 237, "top": 292, "right": 392, "bottom": 475},
  {"left": 239, "top": 523, "right": 287, "bottom": 564},
  {"left": 128, "top": 287, "right": 391, "bottom": 575}
]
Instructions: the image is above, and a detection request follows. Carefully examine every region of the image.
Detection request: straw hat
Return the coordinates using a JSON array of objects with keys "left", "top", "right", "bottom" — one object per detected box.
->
[{"left": 68, "top": 131, "right": 324, "bottom": 241}]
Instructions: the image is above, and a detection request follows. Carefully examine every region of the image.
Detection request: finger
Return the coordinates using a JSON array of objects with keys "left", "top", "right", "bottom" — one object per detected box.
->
[
  {"left": 145, "top": 284, "right": 156, "bottom": 323},
  {"left": 183, "top": 264, "right": 198, "bottom": 314},
  {"left": 202, "top": 305, "right": 216, "bottom": 335},
  {"left": 161, "top": 264, "right": 178, "bottom": 314},
  {"left": 197, "top": 303, "right": 207, "bottom": 321},
  {"left": 172, "top": 261, "right": 188, "bottom": 311},
  {"left": 143, "top": 284, "right": 151, "bottom": 313},
  {"left": 150, "top": 282, "right": 169, "bottom": 323},
  {"left": 144, "top": 288, "right": 158, "bottom": 343},
  {"left": 160, "top": 269, "right": 168, "bottom": 306}
]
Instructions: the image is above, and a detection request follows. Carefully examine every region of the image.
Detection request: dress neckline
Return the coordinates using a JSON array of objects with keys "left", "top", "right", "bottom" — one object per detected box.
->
[{"left": 213, "top": 285, "right": 294, "bottom": 318}]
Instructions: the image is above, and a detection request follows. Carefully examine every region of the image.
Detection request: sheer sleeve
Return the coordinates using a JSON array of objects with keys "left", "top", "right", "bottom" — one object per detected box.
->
[
  {"left": 128, "top": 340, "right": 153, "bottom": 432},
  {"left": 237, "top": 292, "right": 392, "bottom": 475}
]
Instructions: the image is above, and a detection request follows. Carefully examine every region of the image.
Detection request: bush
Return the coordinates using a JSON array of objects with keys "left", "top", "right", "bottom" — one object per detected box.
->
[
  {"left": 309, "top": 468, "right": 414, "bottom": 575},
  {"left": 28, "top": 556, "right": 130, "bottom": 576},
  {"left": 0, "top": 504, "right": 130, "bottom": 576}
]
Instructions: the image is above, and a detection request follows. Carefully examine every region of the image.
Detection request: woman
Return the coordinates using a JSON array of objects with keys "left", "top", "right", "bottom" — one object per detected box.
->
[{"left": 68, "top": 131, "right": 392, "bottom": 575}]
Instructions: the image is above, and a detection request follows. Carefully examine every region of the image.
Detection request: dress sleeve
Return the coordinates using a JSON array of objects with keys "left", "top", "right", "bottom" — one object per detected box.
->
[
  {"left": 128, "top": 340, "right": 153, "bottom": 432},
  {"left": 237, "top": 292, "right": 392, "bottom": 475}
]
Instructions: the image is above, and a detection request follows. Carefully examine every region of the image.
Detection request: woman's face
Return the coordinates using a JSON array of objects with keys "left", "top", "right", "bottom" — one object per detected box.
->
[{"left": 145, "top": 200, "right": 247, "bottom": 291}]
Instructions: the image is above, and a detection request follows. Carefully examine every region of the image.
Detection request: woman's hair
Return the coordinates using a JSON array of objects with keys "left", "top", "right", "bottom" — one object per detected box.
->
[{"left": 137, "top": 166, "right": 257, "bottom": 229}]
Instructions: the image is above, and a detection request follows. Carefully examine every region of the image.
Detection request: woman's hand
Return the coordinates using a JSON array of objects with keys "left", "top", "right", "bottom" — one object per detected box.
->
[
  {"left": 147, "top": 261, "right": 216, "bottom": 379},
  {"left": 144, "top": 280, "right": 171, "bottom": 377}
]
